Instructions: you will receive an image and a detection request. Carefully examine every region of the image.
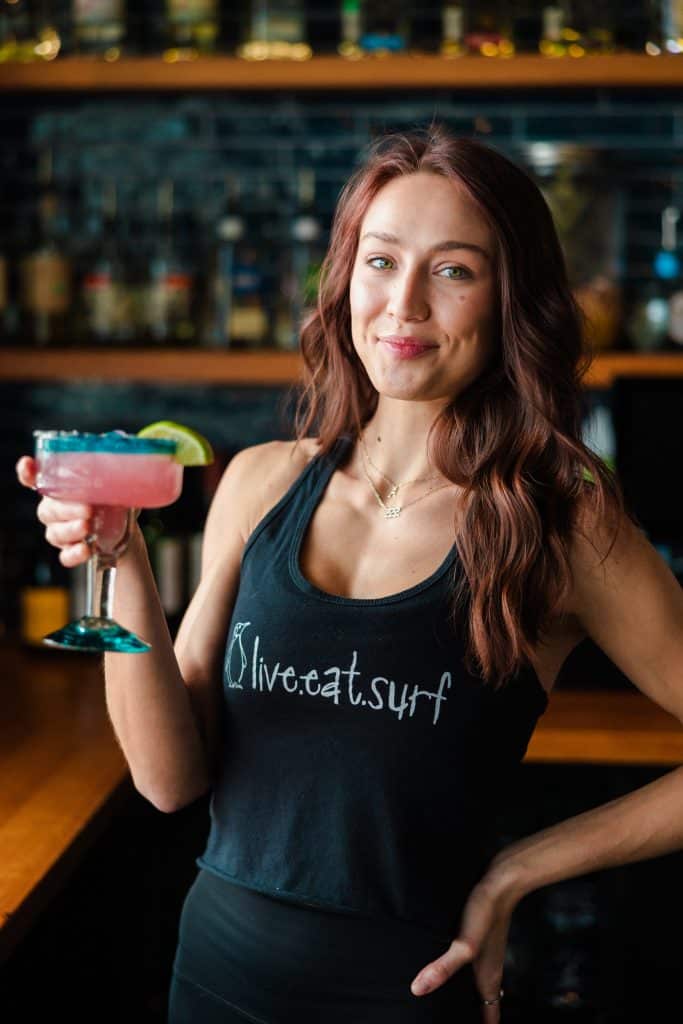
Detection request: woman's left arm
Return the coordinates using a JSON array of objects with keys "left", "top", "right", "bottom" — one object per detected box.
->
[{"left": 410, "top": 503, "right": 683, "bottom": 1014}]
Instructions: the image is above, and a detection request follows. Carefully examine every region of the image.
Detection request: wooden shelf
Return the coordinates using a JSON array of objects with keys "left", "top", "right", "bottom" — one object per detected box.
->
[
  {"left": 1, "top": 54, "right": 683, "bottom": 93},
  {"left": 1, "top": 347, "right": 682, "bottom": 387}
]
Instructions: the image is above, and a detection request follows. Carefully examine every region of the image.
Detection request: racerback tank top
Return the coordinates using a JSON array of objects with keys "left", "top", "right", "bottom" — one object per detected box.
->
[{"left": 197, "top": 435, "right": 549, "bottom": 937}]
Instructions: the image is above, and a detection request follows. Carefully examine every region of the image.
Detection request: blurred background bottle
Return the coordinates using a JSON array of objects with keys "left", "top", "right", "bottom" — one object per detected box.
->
[
  {"left": 661, "top": 0, "right": 683, "bottom": 52},
  {"left": 440, "top": 3, "right": 465, "bottom": 56},
  {"left": 19, "top": 543, "right": 70, "bottom": 648},
  {"left": 145, "top": 180, "right": 195, "bottom": 345},
  {"left": 200, "top": 175, "right": 246, "bottom": 348},
  {"left": 79, "top": 180, "right": 133, "bottom": 345},
  {"left": 464, "top": 1, "right": 514, "bottom": 56},
  {"left": 164, "top": 0, "right": 219, "bottom": 58},
  {"left": 237, "top": 0, "right": 310, "bottom": 60},
  {"left": 626, "top": 206, "right": 682, "bottom": 351},
  {"left": 72, "top": 0, "right": 125, "bottom": 58},
  {"left": 275, "top": 168, "right": 324, "bottom": 350},
  {"left": 19, "top": 148, "right": 72, "bottom": 347},
  {"left": 523, "top": 142, "right": 623, "bottom": 352}
]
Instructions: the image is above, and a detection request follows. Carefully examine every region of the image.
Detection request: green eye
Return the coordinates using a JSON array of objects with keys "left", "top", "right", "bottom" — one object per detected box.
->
[
  {"left": 439, "top": 266, "right": 470, "bottom": 280},
  {"left": 367, "top": 257, "right": 393, "bottom": 270}
]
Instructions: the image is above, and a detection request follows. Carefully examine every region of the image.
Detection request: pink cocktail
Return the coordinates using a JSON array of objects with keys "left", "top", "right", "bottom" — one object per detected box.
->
[
  {"left": 33, "top": 429, "right": 183, "bottom": 653},
  {"left": 36, "top": 450, "right": 183, "bottom": 508}
]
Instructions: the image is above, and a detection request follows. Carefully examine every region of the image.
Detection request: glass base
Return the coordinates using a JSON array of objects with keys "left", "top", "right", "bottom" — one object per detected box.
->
[{"left": 43, "top": 616, "right": 151, "bottom": 653}]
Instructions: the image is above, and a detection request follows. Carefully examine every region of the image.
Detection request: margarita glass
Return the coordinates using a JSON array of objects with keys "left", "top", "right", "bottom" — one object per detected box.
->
[{"left": 33, "top": 429, "right": 183, "bottom": 653}]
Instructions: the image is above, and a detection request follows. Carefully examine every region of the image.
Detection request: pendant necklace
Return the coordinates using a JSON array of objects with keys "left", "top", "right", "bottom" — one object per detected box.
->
[{"left": 358, "top": 436, "right": 450, "bottom": 519}]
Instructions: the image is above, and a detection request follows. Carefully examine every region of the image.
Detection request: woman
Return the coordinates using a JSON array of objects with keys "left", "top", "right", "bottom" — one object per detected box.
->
[{"left": 16, "top": 126, "right": 683, "bottom": 1023}]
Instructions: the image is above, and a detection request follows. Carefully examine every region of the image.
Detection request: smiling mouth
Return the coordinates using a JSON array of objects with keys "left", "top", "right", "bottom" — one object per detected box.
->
[{"left": 378, "top": 337, "right": 438, "bottom": 358}]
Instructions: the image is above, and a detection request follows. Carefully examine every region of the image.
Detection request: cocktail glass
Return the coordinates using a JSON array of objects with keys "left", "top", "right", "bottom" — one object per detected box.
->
[{"left": 33, "top": 429, "right": 183, "bottom": 653}]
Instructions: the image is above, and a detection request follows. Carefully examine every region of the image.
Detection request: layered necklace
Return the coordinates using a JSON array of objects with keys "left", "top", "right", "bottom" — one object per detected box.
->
[{"left": 358, "top": 433, "right": 451, "bottom": 520}]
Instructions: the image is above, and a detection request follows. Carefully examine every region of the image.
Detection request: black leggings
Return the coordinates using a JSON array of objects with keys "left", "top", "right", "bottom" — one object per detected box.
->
[{"left": 168, "top": 869, "right": 482, "bottom": 1023}]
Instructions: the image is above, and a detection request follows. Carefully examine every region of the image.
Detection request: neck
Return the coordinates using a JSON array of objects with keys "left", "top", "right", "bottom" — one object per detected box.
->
[{"left": 358, "top": 397, "right": 447, "bottom": 483}]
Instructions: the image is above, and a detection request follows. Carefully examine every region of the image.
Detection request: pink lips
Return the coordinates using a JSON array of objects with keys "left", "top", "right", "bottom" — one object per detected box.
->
[{"left": 379, "top": 336, "right": 438, "bottom": 359}]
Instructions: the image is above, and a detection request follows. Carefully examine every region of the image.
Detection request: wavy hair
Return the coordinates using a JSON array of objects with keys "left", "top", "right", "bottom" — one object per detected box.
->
[{"left": 292, "top": 124, "right": 631, "bottom": 688}]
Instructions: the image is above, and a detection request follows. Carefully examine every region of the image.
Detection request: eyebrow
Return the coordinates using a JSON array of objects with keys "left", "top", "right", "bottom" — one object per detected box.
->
[{"left": 359, "top": 230, "right": 490, "bottom": 261}]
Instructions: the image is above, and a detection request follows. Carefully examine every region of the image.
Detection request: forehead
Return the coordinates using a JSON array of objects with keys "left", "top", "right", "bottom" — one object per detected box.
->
[{"left": 359, "top": 172, "right": 491, "bottom": 250}]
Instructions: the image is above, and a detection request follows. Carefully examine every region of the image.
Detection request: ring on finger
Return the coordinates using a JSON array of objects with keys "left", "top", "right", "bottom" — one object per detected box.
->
[{"left": 481, "top": 988, "right": 504, "bottom": 1005}]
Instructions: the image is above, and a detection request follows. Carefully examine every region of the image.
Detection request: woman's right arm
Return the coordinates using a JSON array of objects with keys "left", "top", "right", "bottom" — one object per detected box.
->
[{"left": 16, "top": 445, "right": 277, "bottom": 814}]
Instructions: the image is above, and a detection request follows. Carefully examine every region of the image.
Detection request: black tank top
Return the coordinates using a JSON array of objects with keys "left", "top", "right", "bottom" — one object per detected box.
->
[{"left": 198, "top": 435, "right": 548, "bottom": 937}]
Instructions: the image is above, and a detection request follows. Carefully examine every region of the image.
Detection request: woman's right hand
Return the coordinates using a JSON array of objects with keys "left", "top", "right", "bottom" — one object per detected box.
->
[{"left": 16, "top": 455, "right": 94, "bottom": 567}]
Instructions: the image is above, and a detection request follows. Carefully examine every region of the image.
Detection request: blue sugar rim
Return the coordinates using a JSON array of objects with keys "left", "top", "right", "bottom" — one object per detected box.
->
[{"left": 33, "top": 429, "right": 177, "bottom": 455}]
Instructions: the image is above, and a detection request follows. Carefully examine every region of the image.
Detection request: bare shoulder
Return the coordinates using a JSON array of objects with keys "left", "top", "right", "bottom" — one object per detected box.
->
[{"left": 210, "top": 436, "right": 321, "bottom": 545}]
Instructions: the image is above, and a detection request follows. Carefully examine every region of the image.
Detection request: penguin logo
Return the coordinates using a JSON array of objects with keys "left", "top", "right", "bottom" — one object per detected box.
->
[{"left": 226, "top": 621, "right": 251, "bottom": 688}]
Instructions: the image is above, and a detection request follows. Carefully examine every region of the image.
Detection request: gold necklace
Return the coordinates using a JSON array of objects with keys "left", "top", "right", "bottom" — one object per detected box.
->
[
  {"left": 358, "top": 442, "right": 451, "bottom": 520},
  {"left": 359, "top": 432, "right": 440, "bottom": 500}
]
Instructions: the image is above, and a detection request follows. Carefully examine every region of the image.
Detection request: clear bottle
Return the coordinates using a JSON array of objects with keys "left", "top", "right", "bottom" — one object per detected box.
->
[
  {"left": 200, "top": 176, "right": 246, "bottom": 348},
  {"left": 464, "top": 1, "right": 514, "bottom": 56},
  {"left": 274, "top": 169, "right": 325, "bottom": 350},
  {"left": 626, "top": 207, "right": 680, "bottom": 352},
  {"left": 164, "top": 0, "right": 219, "bottom": 58},
  {"left": 145, "top": 180, "right": 195, "bottom": 346},
  {"left": 19, "top": 148, "right": 72, "bottom": 347},
  {"left": 237, "top": 0, "right": 310, "bottom": 60},
  {"left": 441, "top": 4, "right": 466, "bottom": 56},
  {"left": 72, "top": 0, "right": 126, "bottom": 58},
  {"left": 81, "top": 180, "right": 133, "bottom": 345}
]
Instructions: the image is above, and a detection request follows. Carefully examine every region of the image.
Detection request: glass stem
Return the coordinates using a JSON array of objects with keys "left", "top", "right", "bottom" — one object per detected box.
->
[
  {"left": 84, "top": 507, "right": 135, "bottom": 622},
  {"left": 87, "top": 553, "right": 117, "bottom": 622}
]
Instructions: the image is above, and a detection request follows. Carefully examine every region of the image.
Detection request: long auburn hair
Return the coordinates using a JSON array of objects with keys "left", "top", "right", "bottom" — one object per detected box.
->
[{"left": 292, "top": 124, "right": 631, "bottom": 688}]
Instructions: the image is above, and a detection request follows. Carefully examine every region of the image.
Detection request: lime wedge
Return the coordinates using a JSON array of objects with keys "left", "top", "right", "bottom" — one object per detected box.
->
[{"left": 137, "top": 421, "right": 214, "bottom": 466}]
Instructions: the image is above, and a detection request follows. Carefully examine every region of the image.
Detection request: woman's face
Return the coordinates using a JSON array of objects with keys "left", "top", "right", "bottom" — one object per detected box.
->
[{"left": 349, "top": 171, "right": 497, "bottom": 404}]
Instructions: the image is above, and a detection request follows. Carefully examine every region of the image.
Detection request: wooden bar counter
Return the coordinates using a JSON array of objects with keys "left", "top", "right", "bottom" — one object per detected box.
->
[{"left": 1, "top": 644, "right": 682, "bottom": 964}]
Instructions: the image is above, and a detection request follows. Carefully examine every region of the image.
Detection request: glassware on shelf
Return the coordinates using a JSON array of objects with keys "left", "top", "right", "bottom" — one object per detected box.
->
[
  {"left": 237, "top": 0, "right": 311, "bottom": 61},
  {"left": 72, "top": 0, "right": 125, "bottom": 59},
  {"left": 522, "top": 142, "right": 623, "bottom": 352},
  {"left": 199, "top": 175, "right": 246, "bottom": 348},
  {"left": 33, "top": 429, "right": 183, "bottom": 653}
]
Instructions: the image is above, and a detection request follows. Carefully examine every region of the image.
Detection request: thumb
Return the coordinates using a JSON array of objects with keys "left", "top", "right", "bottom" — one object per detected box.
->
[{"left": 410, "top": 939, "right": 474, "bottom": 996}]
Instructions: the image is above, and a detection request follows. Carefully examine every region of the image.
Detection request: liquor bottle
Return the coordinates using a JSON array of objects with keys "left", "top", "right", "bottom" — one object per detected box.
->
[
  {"left": 513, "top": 2, "right": 570, "bottom": 54},
  {"left": 200, "top": 176, "right": 246, "bottom": 348},
  {"left": 81, "top": 180, "right": 133, "bottom": 345},
  {"left": 145, "top": 180, "right": 195, "bottom": 345},
  {"left": 567, "top": 0, "right": 615, "bottom": 54},
  {"left": 164, "top": 0, "right": 219, "bottom": 57},
  {"left": 72, "top": 0, "right": 126, "bottom": 58},
  {"left": 356, "top": 0, "right": 410, "bottom": 55},
  {"left": 0, "top": 0, "right": 34, "bottom": 61},
  {"left": 275, "top": 168, "right": 324, "bottom": 350},
  {"left": 20, "top": 148, "right": 72, "bottom": 347},
  {"left": 237, "top": 0, "right": 310, "bottom": 60},
  {"left": 661, "top": 0, "right": 683, "bottom": 52},
  {"left": 625, "top": 207, "right": 680, "bottom": 352},
  {"left": 464, "top": 2, "right": 514, "bottom": 57},
  {"left": 227, "top": 186, "right": 270, "bottom": 350},
  {"left": 20, "top": 545, "right": 70, "bottom": 648},
  {"left": 441, "top": 4, "right": 465, "bottom": 56}
]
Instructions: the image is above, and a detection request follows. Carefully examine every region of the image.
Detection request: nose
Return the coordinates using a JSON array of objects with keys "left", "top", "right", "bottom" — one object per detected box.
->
[{"left": 386, "top": 266, "right": 430, "bottom": 322}]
